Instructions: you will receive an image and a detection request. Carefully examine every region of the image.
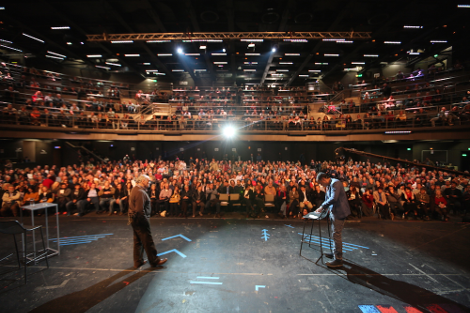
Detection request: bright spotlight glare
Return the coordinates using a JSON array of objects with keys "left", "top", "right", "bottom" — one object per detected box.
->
[
  {"left": 223, "top": 125, "right": 236, "bottom": 138},
  {"left": 177, "top": 48, "right": 183, "bottom": 54},
  {"left": 223, "top": 48, "right": 226, "bottom": 52},
  {"left": 272, "top": 48, "right": 276, "bottom": 52}
]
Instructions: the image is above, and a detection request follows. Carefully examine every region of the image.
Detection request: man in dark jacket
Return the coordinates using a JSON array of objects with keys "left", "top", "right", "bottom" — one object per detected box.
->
[
  {"left": 129, "top": 175, "right": 167, "bottom": 268},
  {"left": 315, "top": 172, "right": 351, "bottom": 268},
  {"left": 66, "top": 184, "right": 86, "bottom": 216}
]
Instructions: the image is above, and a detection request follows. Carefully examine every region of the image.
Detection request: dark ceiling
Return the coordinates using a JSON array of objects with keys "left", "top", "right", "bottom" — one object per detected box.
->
[{"left": 0, "top": 0, "right": 467, "bottom": 86}]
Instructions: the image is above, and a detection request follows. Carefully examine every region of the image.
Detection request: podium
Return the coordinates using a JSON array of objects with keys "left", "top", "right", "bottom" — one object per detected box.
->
[{"left": 299, "top": 211, "right": 332, "bottom": 264}]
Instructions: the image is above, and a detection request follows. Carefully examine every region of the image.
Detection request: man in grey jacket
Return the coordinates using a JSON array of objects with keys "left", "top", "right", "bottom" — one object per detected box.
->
[
  {"left": 129, "top": 175, "right": 167, "bottom": 268},
  {"left": 315, "top": 172, "right": 351, "bottom": 268}
]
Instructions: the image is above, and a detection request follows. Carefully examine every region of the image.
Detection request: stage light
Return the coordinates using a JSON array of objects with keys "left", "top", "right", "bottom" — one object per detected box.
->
[
  {"left": 248, "top": 43, "right": 255, "bottom": 48},
  {"left": 407, "top": 148, "right": 411, "bottom": 151},
  {"left": 22, "top": 33, "right": 44, "bottom": 43},
  {"left": 222, "top": 48, "right": 226, "bottom": 52},
  {"left": 223, "top": 125, "right": 236, "bottom": 138},
  {"left": 51, "top": 26, "right": 70, "bottom": 30},
  {"left": 177, "top": 48, "right": 183, "bottom": 54},
  {"left": 0, "top": 44, "right": 22, "bottom": 52}
]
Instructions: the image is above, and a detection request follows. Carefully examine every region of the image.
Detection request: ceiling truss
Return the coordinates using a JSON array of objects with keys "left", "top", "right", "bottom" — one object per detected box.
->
[{"left": 87, "top": 32, "right": 372, "bottom": 42}]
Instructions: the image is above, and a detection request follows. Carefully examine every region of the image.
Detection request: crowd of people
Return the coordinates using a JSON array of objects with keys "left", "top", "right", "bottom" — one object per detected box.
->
[{"left": 1, "top": 156, "right": 469, "bottom": 222}]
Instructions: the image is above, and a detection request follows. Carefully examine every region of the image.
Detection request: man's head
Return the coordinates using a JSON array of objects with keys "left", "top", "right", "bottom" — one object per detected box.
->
[
  {"left": 136, "top": 175, "right": 150, "bottom": 188},
  {"left": 316, "top": 172, "right": 330, "bottom": 187}
]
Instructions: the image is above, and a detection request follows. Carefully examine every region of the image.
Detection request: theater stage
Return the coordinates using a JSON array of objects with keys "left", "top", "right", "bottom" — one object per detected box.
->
[{"left": 1, "top": 214, "right": 469, "bottom": 313}]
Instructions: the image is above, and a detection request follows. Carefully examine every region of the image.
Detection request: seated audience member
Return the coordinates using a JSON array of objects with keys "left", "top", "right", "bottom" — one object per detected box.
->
[
  {"left": 243, "top": 181, "right": 256, "bottom": 218},
  {"left": 254, "top": 184, "right": 266, "bottom": 214},
  {"left": 430, "top": 107, "right": 449, "bottom": 127},
  {"left": 434, "top": 189, "right": 448, "bottom": 221},
  {"left": 192, "top": 185, "right": 206, "bottom": 217},
  {"left": 204, "top": 183, "right": 221, "bottom": 217},
  {"left": 385, "top": 185, "right": 404, "bottom": 218},
  {"left": 110, "top": 182, "right": 128, "bottom": 215},
  {"left": 347, "top": 186, "right": 362, "bottom": 218},
  {"left": 361, "top": 188, "right": 374, "bottom": 217},
  {"left": 98, "top": 181, "right": 115, "bottom": 214},
  {"left": 444, "top": 182, "right": 462, "bottom": 214},
  {"left": 148, "top": 183, "right": 159, "bottom": 216},
  {"left": 180, "top": 184, "right": 193, "bottom": 217},
  {"left": 373, "top": 185, "right": 391, "bottom": 219},
  {"left": 77, "top": 183, "right": 99, "bottom": 216},
  {"left": 299, "top": 185, "right": 313, "bottom": 213},
  {"left": 288, "top": 185, "right": 300, "bottom": 218},
  {"left": 23, "top": 186, "right": 39, "bottom": 206},
  {"left": 416, "top": 188, "right": 431, "bottom": 220},
  {"left": 276, "top": 184, "right": 288, "bottom": 218},
  {"left": 168, "top": 185, "right": 181, "bottom": 217},
  {"left": 56, "top": 182, "right": 71, "bottom": 214},
  {"left": 66, "top": 184, "right": 86, "bottom": 216},
  {"left": 158, "top": 182, "right": 172, "bottom": 215},
  {"left": 402, "top": 186, "right": 418, "bottom": 219},
  {"left": 1, "top": 184, "right": 21, "bottom": 217}
]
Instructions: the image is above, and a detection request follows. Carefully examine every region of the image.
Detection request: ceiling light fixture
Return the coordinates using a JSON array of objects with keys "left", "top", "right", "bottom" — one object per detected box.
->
[
  {"left": 185, "top": 53, "right": 200, "bottom": 56},
  {"left": 299, "top": 74, "right": 309, "bottom": 77},
  {"left": 124, "top": 54, "right": 140, "bottom": 57},
  {"left": 324, "top": 54, "right": 339, "bottom": 57},
  {"left": 336, "top": 40, "right": 353, "bottom": 43},
  {"left": 364, "top": 54, "right": 379, "bottom": 57},
  {"left": 95, "top": 65, "right": 110, "bottom": 70},
  {"left": 172, "top": 69, "right": 184, "bottom": 72},
  {"left": 157, "top": 53, "right": 172, "bottom": 57},
  {"left": 457, "top": 4, "right": 470, "bottom": 8},
  {"left": 146, "top": 40, "right": 171, "bottom": 43},
  {"left": 279, "top": 62, "right": 293, "bottom": 64},
  {"left": 322, "top": 38, "right": 345, "bottom": 41},
  {"left": 276, "top": 69, "right": 289, "bottom": 72},
  {"left": 51, "top": 26, "right": 70, "bottom": 30},
  {"left": 430, "top": 40, "right": 447, "bottom": 43},
  {"left": 199, "top": 45, "right": 206, "bottom": 49},
  {"left": 248, "top": 43, "right": 255, "bottom": 48},
  {"left": 213, "top": 61, "right": 228, "bottom": 64},
  {"left": 105, "top": 62, "right": 121, "bottom": 67},
  {"left": 211, "top": 53, "right": 227, "bottom": 56},
  {"left": 246, "top": 53, "right": 260, "bottom": 56},
  {"left": 243, "top": 69, "right": 256, "bottom": 72},
  {"left": 0, "top": 44, "right": 22, "bottom": 52},
  {"left": 111, "top": 40, "right": 134, "bottom": 44},
  {"left": 315, "top": 62, "right": 328, "bottom": 65},
  {"left": 0, "top": 38, "right": 13, "bottom": 44},
  {"left": 87, "top": 54, "right": 102, "bottom": 58},
  {"left": 384, "top": 41, "right": 401, "bottom": 44},
  {"left": 47, "top": 51, "right": 66, "bottom": 58},
  {"left": 403, "top": 25, "right": 423, "bottom": 29},
  {"left": 46, "top": 55, "right": 64, "bottom": 60},
  {"left": 22, "top": 33, "right": 44, "bottom": 43},
  {"left": 142, "top": 63, "right": 151, "bottom": 65},
  {"left": 351, "top": 62, "right": 365, "bottom": 64},
  {"left": 308, "top": 69, "right": 321, "bottom": 72},
  {"left": 194, "top": 69, "right": 207, "bottom": 72},
  {"left": 66, "top": 42, "right": 72, "bottom": 45},
  {"left": 285, "top": 53, "right": 300, "bottom": 56},
  {"left": 240, "top": 39, "right": 263, "bottom": 42},
  {"left": 283, "top": 39, "right": 308, "bottom": 42}
]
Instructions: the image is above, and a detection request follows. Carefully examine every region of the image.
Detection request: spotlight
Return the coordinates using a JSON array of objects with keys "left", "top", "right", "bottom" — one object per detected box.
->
[
  {"left": 272, "top": 47, "right": 276, "bottom": 52},
  {"left": 223, "top": 48, "right": 226, "bottom": 52},
  {"left": 223, "top": 125, "right": 236, "bottom": 138},
  {"left": 177, "top": 47, "right": 183, "bottom": 54}
]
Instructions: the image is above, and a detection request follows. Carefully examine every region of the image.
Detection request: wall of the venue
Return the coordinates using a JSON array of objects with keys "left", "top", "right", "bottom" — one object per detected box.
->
[{"left": 3, "top": 139, "right": 468, "bottom": 172}]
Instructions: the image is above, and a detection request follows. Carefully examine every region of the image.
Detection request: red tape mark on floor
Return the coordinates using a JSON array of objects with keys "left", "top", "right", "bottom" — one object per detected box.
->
[
  {"left": 426, "top": 304, "right": 448, "bottom": 313},
  {"left": 376, "top": 305, "right": 399, "bottom": 313},
  {"left": 403, "top": 305, "right": 424, "bottom": 313}
]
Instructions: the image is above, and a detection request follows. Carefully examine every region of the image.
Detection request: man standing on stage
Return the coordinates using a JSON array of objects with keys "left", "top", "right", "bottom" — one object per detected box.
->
[
  {"left": 129, "top": 175, "right": 167, "bottom": 268},
  {"left": 315, "top": 172, "right": 351, "bottom": 268}
]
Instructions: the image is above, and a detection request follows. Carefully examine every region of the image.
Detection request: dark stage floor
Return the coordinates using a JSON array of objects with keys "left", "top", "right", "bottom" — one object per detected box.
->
[{"left": 1, "top": 213, "right": 470, "bottom": 313}]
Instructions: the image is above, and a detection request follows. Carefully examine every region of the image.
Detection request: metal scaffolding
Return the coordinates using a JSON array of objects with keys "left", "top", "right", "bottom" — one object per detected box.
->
[{"left": 87, "top": 32, "right": 371, "bottom": 42}]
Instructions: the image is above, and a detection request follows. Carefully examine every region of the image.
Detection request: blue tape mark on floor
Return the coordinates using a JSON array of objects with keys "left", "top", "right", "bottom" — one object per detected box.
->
[
  {"left": 50, "top": 233, "right": 113, "bottom": 246},
  {"left": 157, "top": 249, "right": 187, "bottom": 258},
  {"left": 261, "top": 229, "right": 270, "bottom": 241},
  {"left": 161, "top": 234, "right": 192, "bottom": 242},
  {"left": 255, "top": 285, "right": 266, "bottom": 291},
  {"left": 197, "top": 277, "right": 219, "bottom": 280},
  {"left": 285, "top": 224, "right": 295, "bottom": 228},
  {"left": 358, "top": 305, "right": 381, "bottom": 313},
  {"left": 190, "top": 281, "right": 223, "bottom": 285}
]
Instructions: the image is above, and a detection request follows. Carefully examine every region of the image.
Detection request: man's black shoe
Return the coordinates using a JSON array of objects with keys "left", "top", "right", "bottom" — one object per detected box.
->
[
  {"left": 150, "top": 258, "right": 168, "bottom": 267},
  {"left": 134, "top": 260, "right": 147, "bottom": 269},
  {"left": 326, "top": 259, "right": 343, "bottom": 268}
]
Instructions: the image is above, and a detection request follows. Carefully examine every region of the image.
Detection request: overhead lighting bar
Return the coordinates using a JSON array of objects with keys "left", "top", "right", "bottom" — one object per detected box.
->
[
  {"left": 245, "top": 53, "right": 260, "bottom": 56},
  {"left": 154, "top": 73, "right": 166, "bottom": 75},
  {"left": 194, "top": 69, "right": 207, "bottom": 72},
  {"left": 199, "top": 45, "right": 206, "bottom": 49},
  {"left": 336, "top": 40, "right": 353, "bottom": 43},
  {"left": 0, "top": 45, "right": 22, "bottom": 52},
  {"left": 142, "top": 63, "right": 151, "bottom": 65},
  {"left": 385, "top": 130, "right": 411, "bottom": 134},
  {"left": 323, "top": 38, "right": 345, "bottom": 41},
  {"left": 182, "top": 39, "right": 223, "bottom": 42},
  {"left": 271, "top": 73, "right": 283, "bottom": 76},
  {"left": 279, "top": 62, "right": 293, "bottom": 64},
  {"left": 324, "top": 54, "right": 339, "bottom": 57},
  {"left": 315, "top": 62, "right": 328, "bottom": 65},
  {"left": 111, "top": 40, "right": 134, "bottom": 44},
  {"left": 0, "top": 7, "right": 4, "bottom": 10},
  {"left": 384, "top": 41, "right": 401, "bottom": 44},
  {"left": 380, "top": 62, "right": 388, "bottom": 65},
  {"left": 172, "top": 69, "right": 184, "bottom": 72},
  {"left": 243, "top": 69, "right": 256, "bottom": 72},
  {"left": 157, "top": 53, "right": 172, "bottom": 57},
  {"left": 403, "top": 25, "right": 423, "bottom": 29},
  {"left": 51, "top": 26, "right": 70, "bottom": 30},
  {"left": 46, "top": 55, "right": 64, "bottom": 60},
  {"left": 185, "top": 53, "right": 200, "bottom": 56},
  {"left": 351, "top": 62, "right": 365, "bottom": 64},
  {"left": 87, "top": 54, "right": 102, "bottom": 58},
  {"left": 105, "top": 62, "right": 121, "bottom": 67},
  {"left": 244, "top": 62, "right": 258, "bottom": 65},
  {"left": 66, "top": 42, "right": 72, "bottom": 45},
  {"left": 285, "top": 53, "right": 300, "bottom": 56},
  {"left": 0, "top": 39, "right": 13, "bottom": 44},
  {"left": 146, "top": 70, "right": 159, "bottom": 72},
  {"left": 124, "top": 54, "right": 140, "bottom": 57},
  {"left": 430, "top": 40, "right": 447, "bottom": 43},
  {"left": 299, "top": 74, "right": 309, "bottom": 77},
  {"left": 343, "top": 68, "right": 359, "bottom": 71},
  {"left": 146, "top": 40, "right": 171, "bottom": 43},
  {"left": 283, "top": 39, "right": 308, "bottom": 42},
  {"left": 214, "top": 61, "right": 228, "bottom": 64},
  {"left": 240, "top": 39, "right": 264, "bottom": 42},
  {"left": 95, "top": 65, "right": 110, "bottom": 70},
  {"left": 247, "top": 43, "right": 255, "bottom": 48},
  {"left": 211, "top": 53, "right": 227, "bottom": 56},
  {"left": 47, "top": 50, "right": 66, "bottom": 58},
  {"left": 408, "top": 52, "right": 420, "bottom": 55},
  {"left": 308, "top": 69, "right": 321, "bottom": 72},
  {"left": 364, "top": 54, "right": 378, "bottom": 57},
  {"left": 457, "top": 4, "right": 470, "bottom": 8},
  {"left": 276, "top": 69, "right": 289, "bottom": 72},
  {"left": 22, "top": 33, "right": 44, "bottom": 43}
]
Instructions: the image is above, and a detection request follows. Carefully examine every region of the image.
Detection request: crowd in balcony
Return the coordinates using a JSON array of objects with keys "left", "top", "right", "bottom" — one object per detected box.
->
[{"left": 1, "top": 155, "right": 468, "bottom": 222}]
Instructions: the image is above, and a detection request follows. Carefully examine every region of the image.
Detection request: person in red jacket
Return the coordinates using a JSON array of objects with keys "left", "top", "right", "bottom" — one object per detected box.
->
[{"left": 361, "top": 188, "right": 374, "bottom": 217}]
